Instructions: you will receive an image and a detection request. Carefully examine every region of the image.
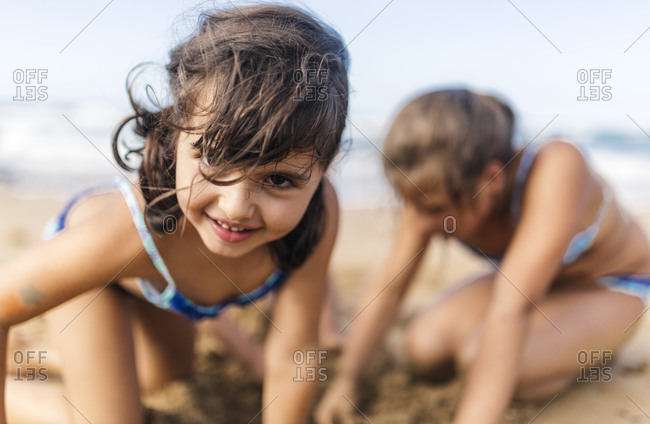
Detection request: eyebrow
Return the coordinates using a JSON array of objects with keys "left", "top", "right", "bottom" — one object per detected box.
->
[{"left": 264, "top": 161, "right": 315, "bottom": 179}]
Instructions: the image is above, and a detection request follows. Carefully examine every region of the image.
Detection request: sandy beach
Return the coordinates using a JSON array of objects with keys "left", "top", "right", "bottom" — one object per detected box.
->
[{"left": 2, "top": 186, "right": 649, "bottom": 423}]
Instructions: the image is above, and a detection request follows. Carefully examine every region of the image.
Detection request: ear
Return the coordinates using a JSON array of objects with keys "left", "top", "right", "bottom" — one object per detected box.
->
[{"left": 479, "top": 160, "right": 506, "bottom": 194}]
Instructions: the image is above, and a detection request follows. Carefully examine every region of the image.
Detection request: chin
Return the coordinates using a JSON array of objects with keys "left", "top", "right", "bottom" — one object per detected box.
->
[{"left": 201, "top": 235, "right": 259, "bottom": 258}]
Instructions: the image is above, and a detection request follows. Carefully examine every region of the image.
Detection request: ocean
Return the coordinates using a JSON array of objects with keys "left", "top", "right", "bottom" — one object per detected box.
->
[{"left": 1, "top": 103, "right": 649, "bottom": 214}]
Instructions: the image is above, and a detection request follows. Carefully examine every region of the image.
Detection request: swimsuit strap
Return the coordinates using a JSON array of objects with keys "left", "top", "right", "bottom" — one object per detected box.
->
[
  {"left": 42, "top": 183, "right": 115, "bottom": 240},
  {"left": 507, "top": 143, "right": 613, "bottom": 264},
  {"left": 114, "top": 176, "right": 289, "bottom": 321},
  {"left": 562, "top": 186, "right": 612, "bottom": 264},
  {"left": 113, "top": 176, "right": 177, "bottom": 302},
  {"left": 510, "top": 143, "right": 542, "bottom": 222}
]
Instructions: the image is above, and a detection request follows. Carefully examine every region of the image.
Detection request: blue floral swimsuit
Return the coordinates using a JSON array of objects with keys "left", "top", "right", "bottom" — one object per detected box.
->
[{"left": 43, "top": 176, "right": 288, "bottom": 321}]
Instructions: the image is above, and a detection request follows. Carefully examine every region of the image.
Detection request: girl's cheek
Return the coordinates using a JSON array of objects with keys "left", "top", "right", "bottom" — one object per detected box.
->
[
  {"left": 175, "top": 190, "right": 195, "bottom": 218},
  {"left": 261, "top": 195, "right": 310, "bottom": 235}
]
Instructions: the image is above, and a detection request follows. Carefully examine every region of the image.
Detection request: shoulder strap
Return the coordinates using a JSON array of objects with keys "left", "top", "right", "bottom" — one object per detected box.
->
[
  {"left": 510, "top": 143, "right": 542, "bottom": 222},
  {"left": 562, "top": 186, "right": 613, "bottom": 264},
  {"left": 114, "top": 176, "right": 178, "bottom": 292}
]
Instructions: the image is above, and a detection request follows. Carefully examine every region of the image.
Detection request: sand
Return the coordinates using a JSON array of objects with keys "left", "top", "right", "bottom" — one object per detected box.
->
[{"left": 1, "top": 186, "right": 649, "bottom": 423}]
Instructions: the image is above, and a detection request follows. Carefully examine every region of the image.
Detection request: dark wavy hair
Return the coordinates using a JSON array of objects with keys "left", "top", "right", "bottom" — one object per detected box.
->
[
  {"left": 383, "top": 89, "right": 515, "bottom": 204},
  {"left": 112, "top": 4, "right": 349, "bottom": 271}
]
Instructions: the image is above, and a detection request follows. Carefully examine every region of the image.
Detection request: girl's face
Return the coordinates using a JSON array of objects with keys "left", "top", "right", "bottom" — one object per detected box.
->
[
  {"left": 405, "top": 162, "right": 508, "bottom": 239},
  {"left": 174, "top": 131, "right": 324, "bottom": 258},
  {"left": 408, "top": 192, "right": 493, "bottom": 239}
]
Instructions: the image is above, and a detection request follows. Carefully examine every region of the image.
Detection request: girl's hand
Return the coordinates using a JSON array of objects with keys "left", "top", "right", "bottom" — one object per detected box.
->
[
  {"left": 402, "top": 200, "right": 439, "bottom": 239},
  {"left": 314, "top": 377, "right": 358, "bottom": 424}
]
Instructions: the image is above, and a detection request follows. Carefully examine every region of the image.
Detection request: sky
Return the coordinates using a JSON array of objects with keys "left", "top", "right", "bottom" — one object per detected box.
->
[{"left": 2, "top": 0, "right": 650, "bottom": 142}]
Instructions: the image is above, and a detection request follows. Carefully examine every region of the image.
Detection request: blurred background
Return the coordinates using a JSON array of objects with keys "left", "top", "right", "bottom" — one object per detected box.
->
[{"left": 1, "top": 0, "right": 649, "bottom": 211}]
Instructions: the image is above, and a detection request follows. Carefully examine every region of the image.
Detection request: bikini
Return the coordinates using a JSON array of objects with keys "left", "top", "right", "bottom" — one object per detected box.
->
[
  {"left": 42, "top": 176, "right": 289, "bottom": 321},
  {"left": 469, "top": 143, "right": 650, "bottom": 303}
]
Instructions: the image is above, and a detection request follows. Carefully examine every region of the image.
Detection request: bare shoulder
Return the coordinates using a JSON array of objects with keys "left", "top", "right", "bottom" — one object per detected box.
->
[
  {"left": 520, "top": 139, "right": 598, "bottom": 231},
  {"left": 534, "top": 139, "right": 589, "bottom": 175},
  {"left": 0, "top": 184, "right": 147, "bottom": 325},
  {"left": 526, "top": 140, "right": 593, "bottom": 198},
  {"left": 62, "top": 187, "right": 144, "bottom": 254}
]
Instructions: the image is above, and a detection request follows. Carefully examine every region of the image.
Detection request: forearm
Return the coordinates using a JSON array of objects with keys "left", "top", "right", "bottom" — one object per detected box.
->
[
  {"left": 262, "top": 356, "right": 319, "bottom": 423},
  {"left": 339, "top": 229, "right": 428, "bottom": 383},
  {"left": 337, "top": 289, "right": 403, "bottom": 383},
  {"left": 453, "top": 311, "right": 529, "bottom": 424}
]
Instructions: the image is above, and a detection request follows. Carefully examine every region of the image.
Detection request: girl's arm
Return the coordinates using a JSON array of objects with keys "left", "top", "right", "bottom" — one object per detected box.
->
[
  {"left": 453, "top": 142, "right": 596, "bottom": 424},
  {"left": 261, "top": 179, "right": 339, "bottom": 423},
  {"left": 0, "top": 193, "right": 144, "bottom": 423},
  {"left": 315, "top": 201, "right": 431, "bottom": 424}
]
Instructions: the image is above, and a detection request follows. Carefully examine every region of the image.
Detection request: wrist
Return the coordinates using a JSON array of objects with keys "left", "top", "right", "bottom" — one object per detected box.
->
[{"left": 331, "top": 373, "right": 357, "bottom": 390}]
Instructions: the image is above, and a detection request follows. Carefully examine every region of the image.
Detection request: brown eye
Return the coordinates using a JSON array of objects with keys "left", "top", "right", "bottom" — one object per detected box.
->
[{"left": 264, "top": 174, "right": 294, "bottom": 189}]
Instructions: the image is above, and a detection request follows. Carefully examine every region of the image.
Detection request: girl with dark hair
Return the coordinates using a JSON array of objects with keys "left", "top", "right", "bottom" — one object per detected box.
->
[{"left": 0, "top": 4, "right": 348, "bottom": 423}]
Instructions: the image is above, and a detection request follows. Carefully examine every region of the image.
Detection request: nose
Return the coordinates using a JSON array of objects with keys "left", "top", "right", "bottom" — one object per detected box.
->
[{"left": 216, "top": 181, "right": 256, "bottom": 221}]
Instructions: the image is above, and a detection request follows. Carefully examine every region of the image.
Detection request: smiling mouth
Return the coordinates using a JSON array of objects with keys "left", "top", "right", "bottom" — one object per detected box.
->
[
  {"left": 207, "top": 214, "right": 259, "bottom": 243},
  {"left": 215, "top": 220, "right": 248, "bottom": 232}
]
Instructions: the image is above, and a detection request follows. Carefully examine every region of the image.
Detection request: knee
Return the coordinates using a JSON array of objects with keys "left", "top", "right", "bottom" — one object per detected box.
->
[
  {"left": 404, "top": 326, "right": 435, "bottom": 372},
  {"left": 404, "top": 317, "right": 452, "bottom": 372},
  {"left": 455, "top": 329, "right": 481, "bottom": 373},
  {"left": 404, "top": 322, "right": 458, "bottom": 382},
  {"left": 515, "top": 374, "right": 574, "bottom": 400}
]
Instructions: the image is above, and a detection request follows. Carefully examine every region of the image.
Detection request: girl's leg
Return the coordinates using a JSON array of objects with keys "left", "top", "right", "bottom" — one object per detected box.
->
[
  {"left": 6, "top": 328, "right": 61, "bottom": 379},
  {"left": 405, "top": 274, "right": 645, "bottom": 399},
  {"left": 476, "top": 287, "right": 644, "bottom": 399},
  {"left": 39, "top": 284, "right": 195, "bottom": 424},
  {"left": 130, "top": 294, "right": 195, "bottom": 391},
  {"left": 6, "top": 378, "right": 69, "bottom": 424},
  {"left": 44, "top": 285, "right": 142, "bottom": 424},
  {"left": 404, "top": 272, "right": 494, "bottom": 379}
]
